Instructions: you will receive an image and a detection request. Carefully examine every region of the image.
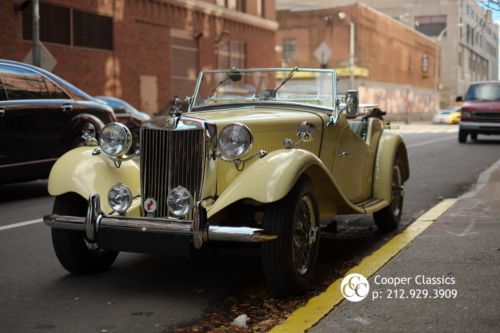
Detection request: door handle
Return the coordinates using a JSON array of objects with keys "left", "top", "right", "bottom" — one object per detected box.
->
[
  {"left": 61, "top": 104, "right": 73, "bottom": 111},
  {"left": 338, "top": 150, "right": 350, "bottom": 158},
  {"left": 0, "top": 109, "right": 5, "bottom": 118}
]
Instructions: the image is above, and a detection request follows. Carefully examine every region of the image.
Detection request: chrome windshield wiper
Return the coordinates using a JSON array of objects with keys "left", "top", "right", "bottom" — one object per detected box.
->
[
  {"left": 272, "top": 67, "right": 299, "bottom": 97},
  {"left": 209, "top": 68, "right": 242, "bottom": 96}
]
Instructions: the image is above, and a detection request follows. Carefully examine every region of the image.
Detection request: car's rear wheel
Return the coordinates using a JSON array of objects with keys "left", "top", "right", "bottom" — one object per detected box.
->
[
  {"left": 374, "top": 156, "right": 404, "bottom": 232},
  {"left": 262, "top": 177, "right": 320, "bottom": 297},
  {"left": 51, "top": 193, "right": 118, "bottom": 274},
  {"left": 458, "top": 129, "right": 467, "bottom": 143}
]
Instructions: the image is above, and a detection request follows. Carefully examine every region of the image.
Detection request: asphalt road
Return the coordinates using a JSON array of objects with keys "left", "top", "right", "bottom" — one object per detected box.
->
[{"left": 1, "top": 124, "right": 500, "bottom": 332}]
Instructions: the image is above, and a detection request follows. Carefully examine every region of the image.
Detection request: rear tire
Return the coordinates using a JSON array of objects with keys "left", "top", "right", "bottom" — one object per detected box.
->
[
  {"left": 458, "top": 130, "right": 467, "bottom": 143},
  {"left": 374, "top": 156, "right": 404, "bottom": 232},
  {"left": 51, "top": 193, "right": 118, "bottom": 274},
  {"left": 262, "top": 177, "right": 320, "bottom": 297}
]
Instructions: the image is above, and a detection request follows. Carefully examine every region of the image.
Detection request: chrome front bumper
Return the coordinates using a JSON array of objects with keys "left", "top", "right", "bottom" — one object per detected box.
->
[{"left": 44, "top": 194, "right": 276, "bottom": 254}]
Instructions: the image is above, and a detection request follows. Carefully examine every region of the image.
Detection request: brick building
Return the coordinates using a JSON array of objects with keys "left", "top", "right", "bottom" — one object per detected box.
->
[
  {"left": 1, "top": 0, "right": 277, "bottom": 114},
  {"left": 277, "top": 2, "right": 439, "bottom": 121}
]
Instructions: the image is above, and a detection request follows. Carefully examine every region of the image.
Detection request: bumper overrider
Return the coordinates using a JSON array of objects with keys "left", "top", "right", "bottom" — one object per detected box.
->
[{"left": 44, "top": 194, "right": 276, "bottom": 256}]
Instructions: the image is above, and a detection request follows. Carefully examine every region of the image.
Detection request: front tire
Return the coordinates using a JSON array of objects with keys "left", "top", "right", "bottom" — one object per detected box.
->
[
  {"left": 51, "top": 193, "right": 118, "bottom": 274},
  {"left": 262, "top": 177, "right": 320, "bottom": 297},
  {"left": 374, "top": 156, "right": 404, "bottom": 232},
  {"left": 458, "top": 129, "right": 467, "bottom": 143}
]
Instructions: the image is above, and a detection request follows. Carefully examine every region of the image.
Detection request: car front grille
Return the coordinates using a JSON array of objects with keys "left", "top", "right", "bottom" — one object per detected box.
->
[{"left": 140, "top": 127, "right": 205, "bottom": 218}]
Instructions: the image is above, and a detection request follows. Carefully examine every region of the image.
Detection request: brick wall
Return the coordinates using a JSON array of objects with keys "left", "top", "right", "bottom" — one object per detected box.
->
[
  {"left": 277, "top": 2, "right": 439, "bottom": 115},
  {"left": 1, "top": 0, "right": 277, "bottom": 114}
]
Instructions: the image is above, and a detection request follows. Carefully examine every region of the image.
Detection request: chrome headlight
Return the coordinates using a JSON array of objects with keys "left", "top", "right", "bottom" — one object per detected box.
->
[
  {"left": 107, "top": 183, "right": 132, "bottom": 213},
  {"left": 167, "top": 186, "right": 193, "bottom": 218},
  {"left": 218, "top": 123, "right": 253, "bottom": 160},
  {"left": 99, "top": 123, "right": 132, "bottom": 157}
]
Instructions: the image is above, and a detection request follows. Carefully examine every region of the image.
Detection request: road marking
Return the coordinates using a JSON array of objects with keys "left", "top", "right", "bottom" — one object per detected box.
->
[
  {"left": 0, "top": 218, "right": 43, "bottom": 231},
  {"left": 270, "top": 198, "right": 457, "bottom": 333},
  {"left": 406, "top": 135, "right": 456, "bottom": 148}
]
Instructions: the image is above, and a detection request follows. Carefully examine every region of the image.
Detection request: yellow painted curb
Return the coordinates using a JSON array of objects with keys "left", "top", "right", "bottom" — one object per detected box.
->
[{"left": 270, "top": 198, "right": 458, "bottom": 333}]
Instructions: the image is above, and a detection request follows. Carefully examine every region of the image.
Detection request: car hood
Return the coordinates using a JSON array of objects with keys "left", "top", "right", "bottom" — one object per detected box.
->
[
  {"left": 188, "top": 106, "right": 327, "bottom": 131},
  {"left": 462, "top": 101, "right": 500, "bottom": 112}
]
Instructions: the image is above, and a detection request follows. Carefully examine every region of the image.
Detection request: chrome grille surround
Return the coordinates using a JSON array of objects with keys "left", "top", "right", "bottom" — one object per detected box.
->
[{"left": 140, "top": 118, "right": 206, "bottom": 219}]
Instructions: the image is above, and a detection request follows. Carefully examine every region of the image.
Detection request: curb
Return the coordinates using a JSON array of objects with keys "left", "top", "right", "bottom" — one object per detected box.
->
[{"left": 269, "top": 199, "right": 457, "bottom": 333}]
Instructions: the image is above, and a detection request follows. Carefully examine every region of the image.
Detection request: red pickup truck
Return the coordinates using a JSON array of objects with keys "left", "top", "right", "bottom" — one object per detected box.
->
[{"left": 458, "top": 81, "right": 500, "bottom": 143}]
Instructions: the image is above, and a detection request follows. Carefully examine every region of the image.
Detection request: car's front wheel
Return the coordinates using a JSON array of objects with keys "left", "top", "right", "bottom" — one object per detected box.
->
[
  {"left": 262, "top": 177, "right": 320, "bottom": 297},
  {"left": 458, "top": 129, "right": 468, "bottom": 143},
  {"left": 51, "top": 193, "right": 118, "bottom": 274},
  {"left": 373, "top": 156, "right": 404, "bottom": 232}
]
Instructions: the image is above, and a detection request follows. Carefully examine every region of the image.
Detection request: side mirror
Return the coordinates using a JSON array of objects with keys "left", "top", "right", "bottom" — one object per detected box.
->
[
  {"left": 345, "top": 90, "right": 359, "bottom": 119},
  {"left": 455, "top": 96, "right": 463, "bottom": 102}
]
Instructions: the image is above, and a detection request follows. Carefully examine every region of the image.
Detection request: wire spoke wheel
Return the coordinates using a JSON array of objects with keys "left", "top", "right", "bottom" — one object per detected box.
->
[
  {"left": 262, "top": 177, "right": 320, "bottom": 297},
  {"left": 374, "top": 154, "right": 405, "bottom": 232},
  {"left": 293, "top": 196, "right": 317, "bottom": 276}
]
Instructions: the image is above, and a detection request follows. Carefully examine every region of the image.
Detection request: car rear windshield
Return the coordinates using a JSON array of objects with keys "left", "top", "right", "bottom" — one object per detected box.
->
[{"left": 465, "top": 83, "right": 500, "bottom": 102}]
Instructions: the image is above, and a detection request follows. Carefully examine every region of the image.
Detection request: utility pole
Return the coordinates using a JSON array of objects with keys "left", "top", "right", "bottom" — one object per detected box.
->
[{"left": 32, "top": 0, "right": 41, "bottom": 67}]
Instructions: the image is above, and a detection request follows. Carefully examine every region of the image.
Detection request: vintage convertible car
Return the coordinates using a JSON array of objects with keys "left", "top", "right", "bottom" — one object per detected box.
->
[{"left": 44, "top": 68, "right": 409, "bottom": 297}]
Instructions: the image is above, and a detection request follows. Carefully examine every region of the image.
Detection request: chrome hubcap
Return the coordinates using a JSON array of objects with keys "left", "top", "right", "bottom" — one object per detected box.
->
[{"left": 293, "top": 195, "right": 317, "bottom": 276}]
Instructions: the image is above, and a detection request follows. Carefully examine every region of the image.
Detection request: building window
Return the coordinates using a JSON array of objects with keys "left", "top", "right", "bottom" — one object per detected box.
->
[
  {"left": 22, "top": 3, "right": 70, "bottom": 45},
  {"left": 73, "top": 10, "right": 113, "bottom": 50},
  {"left": 217, "top": 40, "right": 245, "bottom": 68},
  {"left": 257, "top": 0, "right": 265, "bottom": 17},
  {"left": 415, "top": 15, "right": 447, "bottom": 37},
  {"left": 283, "top": 38, "right": 296, "bottom": 62},
  {"left": 216, "top": 0, "right": 245, "bottom": 11},
  {"left": 22, "top": 2, "right": 113, "bottom": 50}
]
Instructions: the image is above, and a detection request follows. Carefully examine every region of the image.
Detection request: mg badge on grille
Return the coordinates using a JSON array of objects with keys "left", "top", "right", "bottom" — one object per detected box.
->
[
  {"left": 163, "top": 116, "right": 177, "bottom": 130},
  {"left": 144, "top": 198, "right": 157, "bottom": 213}
]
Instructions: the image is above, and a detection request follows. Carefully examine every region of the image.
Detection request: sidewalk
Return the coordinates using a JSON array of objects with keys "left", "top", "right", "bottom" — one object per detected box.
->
[{"left": 310, "top": 159, "right": 500, "bottom": 332}]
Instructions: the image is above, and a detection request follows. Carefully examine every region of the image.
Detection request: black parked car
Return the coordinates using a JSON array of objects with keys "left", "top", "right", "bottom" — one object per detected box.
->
[{"left": 0, "top": 59, "right": 115, "bottom": 184}]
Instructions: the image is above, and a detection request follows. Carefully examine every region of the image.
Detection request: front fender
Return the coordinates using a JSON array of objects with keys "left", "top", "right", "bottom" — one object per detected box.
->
[
  {"left": 207, "top": 149, "right": 362, "bottom": 218},
  {"left": 373, "top": 132, "right": 410, "bottom": 201},
  {"left": 47, "top": 147, "right": 140, "bottom": 214}
]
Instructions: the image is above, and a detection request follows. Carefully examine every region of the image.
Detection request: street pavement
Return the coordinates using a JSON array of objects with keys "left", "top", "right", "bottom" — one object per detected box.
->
[{"left": 311, "top": 157, "right": 500, "bottom": 332}]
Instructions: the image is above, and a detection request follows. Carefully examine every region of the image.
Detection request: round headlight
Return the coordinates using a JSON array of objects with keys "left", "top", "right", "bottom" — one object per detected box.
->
[
  {"left": 107, "top": 183, "right": 132, "bottom": 213},
  {"left": 99, "top": 123, "right": 132, "bottom": 157},
  {"left": 167, "top": 186, "right": 193, "bottom": 218},
  {"left": 218, "top": 123, "right": 253, "bottom": 160}
]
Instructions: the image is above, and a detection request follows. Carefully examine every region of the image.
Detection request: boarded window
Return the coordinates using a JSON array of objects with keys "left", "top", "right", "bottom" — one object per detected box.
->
[
  {"left": 171, "top": 31, "right": 199, "bottom": 98},
  {"left": 22, "top": 2, "right": 113, "bottom": 50},
  {"left": 22, "top": 3, "right": 70, "bottom": 45},
  {"left": 73, "top": 10, "right": 113, "bottom": 50}
]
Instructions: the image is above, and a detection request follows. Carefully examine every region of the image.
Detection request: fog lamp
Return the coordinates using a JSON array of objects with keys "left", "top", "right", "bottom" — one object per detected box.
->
[
  {"left": 167, "top": 186, "right": 193, "bottom": 218},
  {"left": 107, "top": 183, "right": 132, "bottom": 213}
]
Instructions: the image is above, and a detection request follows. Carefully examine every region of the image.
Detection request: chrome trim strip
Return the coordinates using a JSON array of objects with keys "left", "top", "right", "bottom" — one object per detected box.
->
[
  {"left": 0, "top": 158, "right": 58, "bottom": 169},
  {"left": 208, "top": 226, "right": 277, "bottom": 242},
  {"left": 460, "top": 121, "right": 500, "bottom": 129}
]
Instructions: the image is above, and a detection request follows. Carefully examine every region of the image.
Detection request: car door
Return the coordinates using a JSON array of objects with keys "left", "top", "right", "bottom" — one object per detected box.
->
[
  {"left": 332, "top": 119, "right": 371, "bottom": 203},
  {"left": 0, "top": 63, "right": 72, "bottom": 167}
]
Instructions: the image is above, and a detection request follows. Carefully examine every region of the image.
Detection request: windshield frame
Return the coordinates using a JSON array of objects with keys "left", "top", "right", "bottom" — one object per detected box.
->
[{"left": 189, "top": 67, "right": 338, "bottom": 113}]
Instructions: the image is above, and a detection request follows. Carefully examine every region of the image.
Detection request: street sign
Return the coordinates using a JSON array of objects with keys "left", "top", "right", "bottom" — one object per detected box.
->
[
  {"left": 23, "top": 42, "right": 57, "bottom": 71},
  {"left": 314, "top": 42, "right": 332, "bottom": 64}
]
